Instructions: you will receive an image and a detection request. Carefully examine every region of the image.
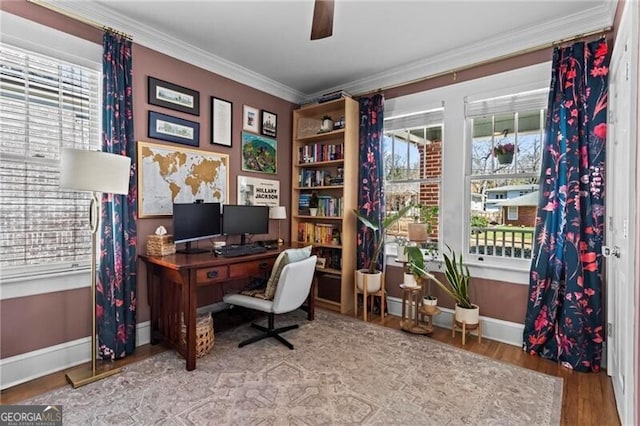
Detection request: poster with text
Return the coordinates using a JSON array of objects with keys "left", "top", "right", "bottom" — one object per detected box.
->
[{"left": 237, "top": 176, "right": 280, "bottom": 207}]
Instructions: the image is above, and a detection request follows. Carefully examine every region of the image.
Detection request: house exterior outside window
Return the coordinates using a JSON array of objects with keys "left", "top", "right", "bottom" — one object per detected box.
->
[{"left": 383, "top": 109, "right": 443, "bottom": 252}]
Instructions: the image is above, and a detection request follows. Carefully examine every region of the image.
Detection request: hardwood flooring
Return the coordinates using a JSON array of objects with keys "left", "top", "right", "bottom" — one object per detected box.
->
[{"left": 0, "top": 311, "right": 620, "bottom": 426}]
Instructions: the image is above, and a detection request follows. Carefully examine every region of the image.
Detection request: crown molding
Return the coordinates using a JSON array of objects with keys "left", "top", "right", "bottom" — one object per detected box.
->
[
  {"left": 45, "top": 1, "right": 306, "bottom": 104},
  {"left": 308, "top": 2, "right": 617, "bottom": 100},
  {"left": 43, "top": 1, "right": 616, "bottom": 104}
]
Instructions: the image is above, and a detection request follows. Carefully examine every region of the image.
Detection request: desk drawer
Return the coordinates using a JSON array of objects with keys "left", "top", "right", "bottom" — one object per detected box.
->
[
  {"left": 196, "top": 266, "right": 229, "bottom": 283},
  {"left": 229, "top": 259, "right": 274, "bottom": 278}
]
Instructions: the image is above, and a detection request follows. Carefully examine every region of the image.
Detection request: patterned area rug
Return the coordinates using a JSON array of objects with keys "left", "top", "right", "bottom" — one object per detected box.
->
[{"left": 27, "top": 310, "right": 562, "bottom": 425}]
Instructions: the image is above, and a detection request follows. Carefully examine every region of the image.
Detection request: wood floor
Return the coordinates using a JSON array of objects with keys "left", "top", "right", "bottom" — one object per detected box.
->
[{"left": 1, "top": 311, "right": 620, "bottom": 426}]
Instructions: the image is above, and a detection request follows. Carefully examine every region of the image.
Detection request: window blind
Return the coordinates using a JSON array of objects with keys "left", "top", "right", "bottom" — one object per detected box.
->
[
  {"left": 384, "top": 108, "right": 444, "bottom": 132},
  {"left": 0, "top": 43, "right": 101, "bottom": 273},
  {"left": 465, "top": 89, "right": 548, "bottom": 117}
]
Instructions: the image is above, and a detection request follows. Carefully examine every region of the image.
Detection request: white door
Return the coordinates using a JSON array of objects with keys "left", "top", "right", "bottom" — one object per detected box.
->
[{"left": 606, "top": 2, "right": 638, "bottom": 425}]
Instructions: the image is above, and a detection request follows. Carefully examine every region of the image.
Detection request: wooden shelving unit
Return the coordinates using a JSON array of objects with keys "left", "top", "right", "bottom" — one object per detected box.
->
[{"left": 291, "top": 97, "right": 358, "bottom": 314}]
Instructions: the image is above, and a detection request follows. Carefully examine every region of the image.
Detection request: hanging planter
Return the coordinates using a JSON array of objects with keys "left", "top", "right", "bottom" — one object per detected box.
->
[{"left": 497, "top": 152, "right": 514, "bottom": 165}]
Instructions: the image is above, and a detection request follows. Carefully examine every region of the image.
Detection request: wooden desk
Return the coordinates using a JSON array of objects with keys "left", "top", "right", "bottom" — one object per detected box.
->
[{"left": 139, "top": 247, "right": 315, "bottom": 371}]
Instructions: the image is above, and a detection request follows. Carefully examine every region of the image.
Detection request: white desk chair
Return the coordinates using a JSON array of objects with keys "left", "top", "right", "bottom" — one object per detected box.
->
[{"left": 223, "top": 255, "right": 317, "bottom": 349}]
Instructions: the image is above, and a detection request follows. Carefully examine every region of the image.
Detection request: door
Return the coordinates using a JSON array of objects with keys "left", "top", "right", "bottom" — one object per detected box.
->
[{"left": 606, "top": 3, "right": 638, "bottom": 425}]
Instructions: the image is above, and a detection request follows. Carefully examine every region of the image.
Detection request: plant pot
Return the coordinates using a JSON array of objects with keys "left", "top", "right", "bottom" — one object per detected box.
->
[
  {"left": 497, "top": 152, "right": 513, "bottom": 165},
  {"left": 422, "top": 297, "right": 438, "bottom": 314},
  {"left": 396, "top": 246, "right": 408, "bottom": 262},
  {"left": 454, "top": 303, "right": 479, "bottom": 325},
  {"left": 309, "top": 208, "right": 318, "bottom": 216},
  {"left": 403, "top": 273, "right": 417, "bottom": 288},
  {"left": 356, "top": 269, "right": 382, "bottom": 293}
]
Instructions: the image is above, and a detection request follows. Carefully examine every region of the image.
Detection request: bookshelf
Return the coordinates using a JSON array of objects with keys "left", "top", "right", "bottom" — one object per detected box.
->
[{"left": 291, "top": 97, "right": 358, "bottom": 314}]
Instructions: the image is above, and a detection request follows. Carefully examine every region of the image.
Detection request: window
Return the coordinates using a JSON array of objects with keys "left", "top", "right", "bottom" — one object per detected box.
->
[
  {"left": 466, "top": 89, "right": 547, "bottom": 260},
  {"left": 383, "top": 109, "right": 443, "bottom": 251},
  {"left": 0, "top": 43, "right": 101, "bottom": 277}
]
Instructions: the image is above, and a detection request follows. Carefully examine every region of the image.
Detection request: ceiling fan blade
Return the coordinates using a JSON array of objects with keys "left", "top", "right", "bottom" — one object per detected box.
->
[{"left": 310, "top": 0, "right": 334, "bottom": 40}]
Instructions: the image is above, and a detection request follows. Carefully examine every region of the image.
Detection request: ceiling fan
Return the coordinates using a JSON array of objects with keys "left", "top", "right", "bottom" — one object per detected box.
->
[{"left": 310, "top": 0, "right": 335, "bottom": 40}]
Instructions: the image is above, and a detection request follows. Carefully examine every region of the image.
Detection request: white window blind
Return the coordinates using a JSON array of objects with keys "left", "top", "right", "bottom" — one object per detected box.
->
[
  {"left": 466, "top": 89, "right": 548, "bottom": 117},
  {"left": 0, "top": 43, "right": 101, "bottom": 275}
]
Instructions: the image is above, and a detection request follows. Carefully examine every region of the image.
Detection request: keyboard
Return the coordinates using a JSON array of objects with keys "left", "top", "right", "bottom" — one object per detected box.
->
[{"left": 215, "top": 244, "right": 267, "bottom": 257}]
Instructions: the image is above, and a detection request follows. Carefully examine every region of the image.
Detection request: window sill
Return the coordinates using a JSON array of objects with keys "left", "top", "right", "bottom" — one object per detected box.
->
[
  {"left": 385, "top": 244, "right": 530, "bottom": 285},
  {"left": 0, "top": 269, "right": 91, "bottom": 300}
]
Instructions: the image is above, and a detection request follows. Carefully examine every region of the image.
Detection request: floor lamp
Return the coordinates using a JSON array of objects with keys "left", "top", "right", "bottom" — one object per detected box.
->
[
  {"left": 269, "top": 206, "right": 287, "bottom": 245},
  {"left": 60, "top": 148, "right": 131, "bottom": 388}
]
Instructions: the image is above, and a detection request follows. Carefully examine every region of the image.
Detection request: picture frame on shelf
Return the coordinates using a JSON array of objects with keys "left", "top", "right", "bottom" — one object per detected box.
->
[
  {"left": 261, "top": 110, "right": 277, "bottom": 138},
  {"left": 242, "top": 105, "right": 260, "bottom": 133},
  {"left": 148, "top": 111, "right": 199, "bottom": 147},
  {"left": 241, "top": 131, "right": 277, "bottom": 174},
  {"left": 148, "top": 77, "right": 199, "bottom": 116},
  {"left": 210, "top": 97, "right": 232, "bottom": 147}
]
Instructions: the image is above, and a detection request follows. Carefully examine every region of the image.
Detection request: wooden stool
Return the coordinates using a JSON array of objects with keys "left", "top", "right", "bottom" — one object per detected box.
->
[
  {"left": 451, "top": 318, "right": 482, "bottom": 346},
  {"left": 400, "top": 284, "right": 429, "bottom": 334}
]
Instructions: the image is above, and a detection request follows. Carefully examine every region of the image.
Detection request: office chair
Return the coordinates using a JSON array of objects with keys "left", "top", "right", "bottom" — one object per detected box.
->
[{"left": 223, "top": 255, "right": 317, "bottom": 349}]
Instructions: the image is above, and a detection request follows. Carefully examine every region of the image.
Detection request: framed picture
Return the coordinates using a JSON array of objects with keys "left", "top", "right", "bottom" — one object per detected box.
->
[
  {"left": 241, "top": 132, "right": 277, "bottom": 174},
  {"left": 237, "top": 175, "right": 280, "bottom": 206},
  {"left": 242, "top": 105, "right": 260, "bottom": 133},
  {"left": 261, "top": 110, "right": 277, "bottom": 138},
  {"left": 137, "top": 141, "right": 229, "bottom": 217},
  {"left": 148, "top": 111, "right": 199, "bottom": 147},
  {"left": 211, "top": 97, "right": 232, "bottom": 147},
  {"left": 148, "top": 77, "right": 200, "bottom": 116}
]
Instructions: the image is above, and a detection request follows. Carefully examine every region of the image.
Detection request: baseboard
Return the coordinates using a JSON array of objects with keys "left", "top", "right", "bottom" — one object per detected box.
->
[
  {"left": 386, "top": 297, "right": 524, "bottom": 347},
  {"left": 0, "top": 321, "right": 151, "bottom": 390}
]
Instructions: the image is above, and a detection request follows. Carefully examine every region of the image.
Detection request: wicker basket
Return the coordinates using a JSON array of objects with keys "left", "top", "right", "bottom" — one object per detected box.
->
[
  {"left": 146, "top": 234, "right": 176, "bottom": 256},
  {"left": 181, "top": 314, "right": 214, "bottom": 358}
]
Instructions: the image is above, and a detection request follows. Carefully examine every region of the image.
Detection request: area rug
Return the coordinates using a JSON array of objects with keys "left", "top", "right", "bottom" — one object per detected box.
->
[{"left": 26, "top": 310, "right": 562, "bottom": 425}]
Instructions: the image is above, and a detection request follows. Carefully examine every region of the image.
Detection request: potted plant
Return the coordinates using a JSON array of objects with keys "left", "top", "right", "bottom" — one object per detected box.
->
[
  {"left": 309, "top": 192, "right": 319, "bottom": 216},
  {"left": 320, "top": 115, "right": 333, "bottom": 132},
  {"left": 407, "top": 204, "right": 438, "bottom": 242},
  {"left": 404, "top": 245, "right": 437, "bottom": 311},
  {"left": 493, "top": 142, "right": 517, "bottom": 165},
  {"left": 407, "top": 244, "right": 478, "bottom": 324},
  {"left": 353, "top": 204, "right": 413, "bottom": 292}
]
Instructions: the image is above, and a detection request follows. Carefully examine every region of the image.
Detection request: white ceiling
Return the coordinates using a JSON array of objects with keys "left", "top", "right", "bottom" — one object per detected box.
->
[{"left": 50, "top": 0, "right": 616, "bottom": 103}]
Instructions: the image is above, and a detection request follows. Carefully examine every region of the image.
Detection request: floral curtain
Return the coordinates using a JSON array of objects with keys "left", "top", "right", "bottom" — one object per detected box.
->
[
  {"left": 356, "top": 94, "right": 385, "bottom": 271},
  {"left": 522, "top": 39, "right": 610, "bottom": 372},
  {"left": 97, "top": 32, "right": 137, "bottom": 359}
]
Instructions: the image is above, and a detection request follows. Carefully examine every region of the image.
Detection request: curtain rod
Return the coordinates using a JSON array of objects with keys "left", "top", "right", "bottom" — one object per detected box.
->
[
  {"left": 357, "top": 26, "right": 612, "bottom": 97},
  {"left": 27, "top": 0, "right": 133, "bottom": 40}
]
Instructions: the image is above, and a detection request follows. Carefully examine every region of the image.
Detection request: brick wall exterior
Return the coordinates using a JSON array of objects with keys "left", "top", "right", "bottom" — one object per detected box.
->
[
  {"left": 503, "top": 206, "right": 537, "bottom": 227},
  {"left": 418, "top": 140, "right": 442, "bottom": 239}
]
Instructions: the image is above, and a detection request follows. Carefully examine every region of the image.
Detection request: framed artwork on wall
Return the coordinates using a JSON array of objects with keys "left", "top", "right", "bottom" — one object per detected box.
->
[
  {"left": 210, "top": 97, "right": 232, "bottom": 147},
  {"left": 137, "top": 141, "right": 229, "bottom": 217},
  {"left": 242, "top": 105, "right": 260, "bottom": 133},
  {"left": 261, "top": 110, "right": 277, "bottom": 138},
  {"left": 148, "top": 111, "right": 199, "bottom": 147},
  {"left": 241, "top": 131, "right": 277, "bottom": 174},
  {"left": 237, "top": 175, "right": 280, "bottom": 206},
  {"left": 148, "top": 77, "right": 200, "bottom": 116}
]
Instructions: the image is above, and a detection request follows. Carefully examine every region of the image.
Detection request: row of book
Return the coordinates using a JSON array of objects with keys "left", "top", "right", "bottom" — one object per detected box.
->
[
  {"left": 313, "top": 247, "right": 342, "bottom": 270},
  {"left": 299, "top": 169, "right": 340, "bottom": 188},
  {"left": 297, "top": 222, "right": 340, "bottom": 245},
  {"left": 298, "top": 194, "right": 343, "bottom": 217},
  {"left": 298, "top": 143, "right": 344, "bottom": 163}
]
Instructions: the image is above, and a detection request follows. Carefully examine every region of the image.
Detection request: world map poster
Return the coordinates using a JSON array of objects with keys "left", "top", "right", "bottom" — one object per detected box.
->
[{"left": 137, "top": 141, "right": 229, "bottom": 217}]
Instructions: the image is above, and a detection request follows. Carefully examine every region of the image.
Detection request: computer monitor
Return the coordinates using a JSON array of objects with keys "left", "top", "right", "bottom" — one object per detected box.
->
[
  {"left": 172, "top": 202, "right": 221, "bottom": 254},
  {"left": 222, "top": 204, "right": 269, "bottom": 245}
]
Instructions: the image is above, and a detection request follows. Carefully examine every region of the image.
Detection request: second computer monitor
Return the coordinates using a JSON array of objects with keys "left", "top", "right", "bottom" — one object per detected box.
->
[{"left": 222, "top": 204, "right": 269, "bottom": 245}]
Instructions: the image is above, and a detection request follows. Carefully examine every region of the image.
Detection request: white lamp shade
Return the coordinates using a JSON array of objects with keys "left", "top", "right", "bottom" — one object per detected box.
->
[
  {"left": 60, "top": 148, "right": 131, "bottom": 195},
  {"left": 269, "top": 206, "right": 287, "bottom": 220}
]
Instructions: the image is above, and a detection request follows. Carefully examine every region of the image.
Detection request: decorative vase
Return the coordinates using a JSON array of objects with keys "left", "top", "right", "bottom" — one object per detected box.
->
[
  {"left": 454, "top": 303, "right": 480, "bottom": 325},
  {"left": 309, "top": 208, "right": 318, "bottom": 216},
  {"left": 497, "top": 152, "right": 514, "bottom": 165},
  {"left": 321, "top": 119, "right": 333, "bottom": 132},
  {"left": 356, "top": 269, "right": 382, "bottom": 293}
]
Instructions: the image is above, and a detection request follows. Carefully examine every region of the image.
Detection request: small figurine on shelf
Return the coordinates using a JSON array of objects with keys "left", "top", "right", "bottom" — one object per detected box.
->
[
  {"left": 309, "top": 192, "right": 319, "bottom": 216},
  {"left": 320, "top": 115, "right": 333, "bottom": 132}
]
